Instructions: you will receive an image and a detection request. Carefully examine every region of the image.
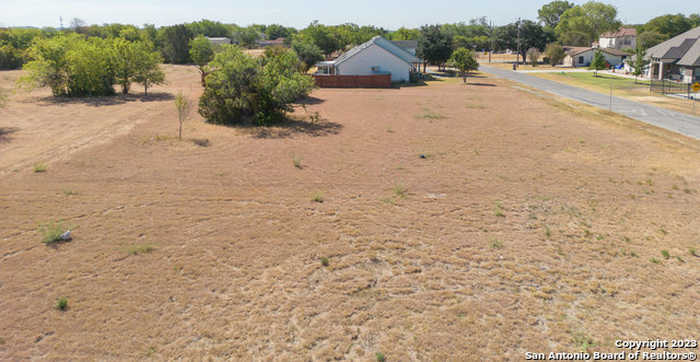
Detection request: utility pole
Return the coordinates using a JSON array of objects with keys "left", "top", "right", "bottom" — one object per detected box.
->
[
  {"left": 489, "top": 20, "right": 494, "bottom": 64},
  {"left": 516, "top": 18, "right": 521, "bottom": 65},
  {"left": 59, "top": 16, "right": 63, "bottom": 30}
]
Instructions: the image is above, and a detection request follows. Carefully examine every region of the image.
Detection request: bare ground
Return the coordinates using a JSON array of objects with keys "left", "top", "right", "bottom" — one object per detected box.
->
[{"left": 0, "top": 66, "right": 698, "bottom": 360}]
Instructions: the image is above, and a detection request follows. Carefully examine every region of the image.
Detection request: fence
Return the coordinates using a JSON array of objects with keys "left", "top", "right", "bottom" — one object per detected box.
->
[
  {"left": 312, "top": 74, "right": 392, "bottom": 88},
  {"left": 650, "top": 79, "right": 693, "bottom": 99}
]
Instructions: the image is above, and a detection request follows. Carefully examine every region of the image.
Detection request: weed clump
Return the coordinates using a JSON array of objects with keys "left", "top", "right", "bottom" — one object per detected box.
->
[
  {"left": 39, "top": 222, "right": 70, "bottom": 245},
  {"left": 56, "top": 297, "right": 68, "bottom": 311}
]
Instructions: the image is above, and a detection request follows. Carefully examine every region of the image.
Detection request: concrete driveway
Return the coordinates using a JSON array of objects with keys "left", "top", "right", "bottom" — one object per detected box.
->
[{"left": 480, "top": 65, "right": 700, "bottom": 140}]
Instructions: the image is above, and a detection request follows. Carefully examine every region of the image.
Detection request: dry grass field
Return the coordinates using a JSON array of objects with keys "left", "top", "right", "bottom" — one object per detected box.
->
[{"left": 1, "top": 65, "right": 699, "bottom": 360}]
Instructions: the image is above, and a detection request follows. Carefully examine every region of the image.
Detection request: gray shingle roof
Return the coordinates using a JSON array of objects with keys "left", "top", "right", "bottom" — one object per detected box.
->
[
  {"left": 391, "top": 40, "right": 418, "bottom": 49},
  {"left": 646, "top": 26, "right": 700, "bottom": 60},
  {"left": 678, "top": 39, "right": 700, "bottom": 66},
  {"left": 332, "top": 36, "right": 420, "bottom": 66}
]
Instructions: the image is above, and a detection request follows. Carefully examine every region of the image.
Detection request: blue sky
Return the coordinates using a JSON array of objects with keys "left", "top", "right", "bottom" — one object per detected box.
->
[{"left": 1, "top": 0, "right": 696, "bottom": 29}]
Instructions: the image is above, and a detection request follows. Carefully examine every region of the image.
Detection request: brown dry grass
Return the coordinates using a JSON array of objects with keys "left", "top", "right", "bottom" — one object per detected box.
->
[{"left": 1, "top": 65, "right": 699, "bottom": 360}]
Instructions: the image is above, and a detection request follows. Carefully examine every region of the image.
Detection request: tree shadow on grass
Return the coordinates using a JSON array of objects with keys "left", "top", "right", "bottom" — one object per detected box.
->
[
  {"left": 32, "top": 92, "right": 175, "bottom": 107},
  {"left": 297, "top": 96, "right": 326, "bottom": 105},
  {"left": 465, "top": 82, "right": 497, "bottom": 87},
  {"left": 215, "top": 116, "right": 343, "bottom": 139},
  {"left": 0, "top": 127, "right": 19, "bottom": 144}
]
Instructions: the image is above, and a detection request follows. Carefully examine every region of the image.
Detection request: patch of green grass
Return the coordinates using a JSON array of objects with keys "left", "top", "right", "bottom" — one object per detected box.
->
[
  {"left": 39, "top": 221, "right": 70, "bottom": 245},
  {"left": 376, "top": 352, "right": 386, "bottom": 362},
  {"left": 393, "top": 184, "right": 407, "bottom": 199},
  {"left": 490, "top": 239, "right": 504, "bottom": 249},
  {"left": 690, "top": 248, "right": 697, "bottom": 257},
  {"left": 660, "top": 250, "right": 670, "bottom": 259},
  {"left": 545, "top": 225, "right": 551, "bottom": 239},
  {"left": 292, "top": 155, "right": 303, "bottom": 169},
  {"left": 572, "top": 332, "right": 596, "bottom": 352},
  {"left": 63, "top": 190, "right": 77, "bottom": 196},
  {"left": 55, "top": 297, "right": 68, "bottom": 311},
  {"left": 650, "top": 257, "right": 661, "bottom": 264},
  {"left": 33, "top": 163, "right": 47, "bottom": 173},
  {"left": 320, "top": 257, "right": 329, "bottom": 267},
  {"left": 312, "top": 192, "right": 324, "bottom": 203},
  {"left": 676, "top": 256, "right": 685, "bottom": 263},
  {"left": 128, "top": 245, "right": 155, "bottom": 255},
  {"left": 630, "top": 251, "right": 638, "bottom": 258},
  {"left": 416, "top": 108, "right": 445, "bottom": 120},
  {"left": 495, "top": 202, "right": 505, "bottom": 217}
]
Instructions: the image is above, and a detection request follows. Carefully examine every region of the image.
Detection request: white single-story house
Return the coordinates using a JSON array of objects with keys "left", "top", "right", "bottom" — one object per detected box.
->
[
  {"left": 315, "top": 36, "right": 420, "bottom": 82},
  {"left": 645, "top": 26, "right": 700, "bottom": 83},
  {"left": 563, "top": 47, "right": 629, "bottom": 68}
]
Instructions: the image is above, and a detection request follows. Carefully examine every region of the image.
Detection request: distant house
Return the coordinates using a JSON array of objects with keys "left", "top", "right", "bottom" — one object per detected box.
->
[
  {"left": 391, "top": 40, "right": 418, "bottom": 56},
  {"left": 645, "top": 26, "right": 700, "bottom": 83},
  {"left": 206, "top": 37, "right": 233, "bottom": 46},
  {"left": 563, "top": 47, "right": 629, "bottom": 68},
  {"left": 315, "top": 36, "right": 420, "bottom": 82},
  {"left": 256, "top": 38, "right": 287, "bottom": 48},
  {"left": 597, "top": 28, "right": 637, "bottom": 50}
]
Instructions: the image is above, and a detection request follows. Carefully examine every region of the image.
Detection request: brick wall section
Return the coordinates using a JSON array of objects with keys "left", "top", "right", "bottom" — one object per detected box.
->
[{"left": 312, "top": 74, "right": 392, "bottom": 88}]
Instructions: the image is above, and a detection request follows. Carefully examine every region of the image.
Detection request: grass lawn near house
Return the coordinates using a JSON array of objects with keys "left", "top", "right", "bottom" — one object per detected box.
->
[
  {"left": 485, "top": 62, "right": 562, "bottom": 71},
  {"left": 532, "top": 71, "right": 699, "bottom": 116}
]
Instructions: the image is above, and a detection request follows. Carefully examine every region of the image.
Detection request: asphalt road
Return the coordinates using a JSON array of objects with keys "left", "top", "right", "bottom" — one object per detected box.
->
[{"left": 480, "top": 65, "right": 700, "bottom": 140}]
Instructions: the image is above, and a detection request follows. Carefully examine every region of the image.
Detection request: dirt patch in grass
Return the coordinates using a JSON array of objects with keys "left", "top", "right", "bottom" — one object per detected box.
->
[{"left": 1, "top": 66, "right": 699, "bottom": 360}]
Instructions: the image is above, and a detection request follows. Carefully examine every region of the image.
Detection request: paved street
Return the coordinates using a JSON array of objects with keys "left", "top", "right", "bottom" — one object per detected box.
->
[{"left": 480, "top": 65, "right": 700, "bottom": 140}]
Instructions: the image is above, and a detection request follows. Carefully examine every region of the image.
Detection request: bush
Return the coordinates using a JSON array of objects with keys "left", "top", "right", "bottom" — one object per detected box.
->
[
  {"left": 21, "top": 35, "right": 115, "bottom": 96},
  {"left": 21, "top": 35, "right": 165, "bottom": 97},
  {"left": 55, "top": 297, "right": 68, "bottom": 311},
  {"left": 544, "top": 43, "right": 565, "bottom": 66},
  {"left": 527, "top": 47, "right": 541, "bottom": 67},
  {"left": 198, "top": 46, "right": 315, "bottom": 125},
  {"left": 0, "top": 44, "right": 25, "bottom": 70},
  {"left": 291, "top": 38, "right": 324, "bottom": 71},
  {"left": 157, "top": 24, "right": 193, "bottom": 64}
]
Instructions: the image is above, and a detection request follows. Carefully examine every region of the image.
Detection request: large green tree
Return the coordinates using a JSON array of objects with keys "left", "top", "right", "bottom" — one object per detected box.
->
[
  {"left": 496, "top": 20, "right": 552, "bottom": 64},
  {"left": 417, "top": 25, "right": 453, "bottom": 71},
  {"left": 189, "top": 35, "right": 215, "bottom": 85},
  {"left": 637, "top": 31, "right": 666, "bottom": 50},
  {"left": 296, "top": 22, "right": 340, "bottom": 56},
  {"left": 555, "top": 1, "right": 621, "bottom": 46},
  {"left": 198, "top": 46, "right": 314, "bottom": 125},
  {"left": 157, "top": 24, "right": 193, "bottom": 64},
  {"left": 134, "top": 50, "right": 165, "bottom": 96},
  {"left": 642, "top": 14, "right": 695, "bottom": 39},
  {"left": 538, "top": 0, "right": 575, "bottom": 29},
  {"left": 389, "top": 27, "right": 421, "bottom": 41},
  {"left": 291, "top": 37, "right": 324, "bottom": 71}
]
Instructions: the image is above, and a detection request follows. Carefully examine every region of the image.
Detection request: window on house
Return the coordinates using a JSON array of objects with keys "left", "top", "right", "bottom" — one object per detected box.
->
[{"left": 578, "top": 56, "right": 584, "bottom": 64}]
